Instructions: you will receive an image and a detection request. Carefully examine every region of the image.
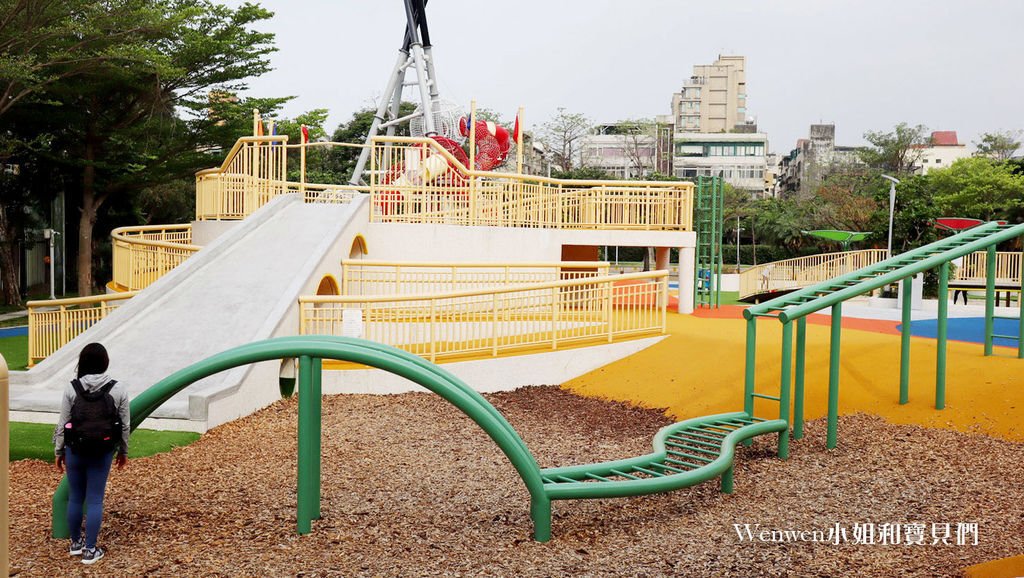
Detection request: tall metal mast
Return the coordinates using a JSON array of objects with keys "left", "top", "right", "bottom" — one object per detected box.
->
[{"left": 349, "top": 0, "right": 438, "bottom": 185}]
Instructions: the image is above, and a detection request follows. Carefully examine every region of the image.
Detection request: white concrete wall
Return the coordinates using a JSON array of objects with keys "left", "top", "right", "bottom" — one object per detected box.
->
[{"left": 362, "top": 223, "right": 694, "bottom": 262}]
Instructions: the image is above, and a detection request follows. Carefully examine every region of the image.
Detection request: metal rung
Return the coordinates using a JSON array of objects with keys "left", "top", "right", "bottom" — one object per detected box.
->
[
  {"left": 689, "top": 427, "right": 727, "bottom": 437},
  {"left": 994, "top": 316, "right": 1020, "bottom": 320},
  {"left": 555, "top": 475, "right": 577, "bottom": 483},
  {"left": 750, "top": 393, "right": 781, "bottom": 401},
  {"left": 992, "top": 334, "right": 1020, "bottom": 340},
  {"left": 650, "top": 462, "right": 689, "bottom": 474},
  {"left": 668, "top": 435, "right": 720, "bottom": 449},
  {"left": 666, "top": 449, "right": 714, "bottom": 463},
  {"left": 609, "top": 468, "right": 642, "bottom": 480},
  {"left": 680, "top": 430, "right": 727, "bottom": 442},
  {"left": 750, "top": 312, "right": 780, "bottom": 318},
  {"left": 541, "top": 476, "right": 555, "bottom": 484},
  {"left": 632, "top": 466, "right": 665, "bottom": 477},
  {"left": 665, "top": 457, "right": 705, "bottom": 469},
  {"left": 585, "top": 473, "right": 611, "bottom": 482},
  {"left": 665, "top": 442, "right": 719, "bottom": 456}
]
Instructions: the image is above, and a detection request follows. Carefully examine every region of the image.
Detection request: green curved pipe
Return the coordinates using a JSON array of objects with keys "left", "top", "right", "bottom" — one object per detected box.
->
[{"left": 53, "top": 337, "right": 547, "bottom": 539}]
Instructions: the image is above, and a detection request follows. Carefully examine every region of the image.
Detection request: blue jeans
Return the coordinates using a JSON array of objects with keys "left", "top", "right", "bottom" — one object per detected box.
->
[{"left": 65, "top": 447, "right": 115, "bottom": 548}]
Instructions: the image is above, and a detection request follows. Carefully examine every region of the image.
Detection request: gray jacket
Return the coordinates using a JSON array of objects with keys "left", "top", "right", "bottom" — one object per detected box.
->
[{"left": 53, "top": 374, "right": 131, "bottom": 456}]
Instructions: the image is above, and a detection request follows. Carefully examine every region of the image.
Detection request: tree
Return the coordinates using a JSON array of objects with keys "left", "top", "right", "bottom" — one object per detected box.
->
[
  {"left": 929, "top": 157, "right": 1024, "bottom": 222},
  {"left": 0, "top": 0, "right": 166, "bottom": 123},
  {"left": 974, "top": 130, "right": 1022, "bottom": 161},
  {"left": 540, "top": 108, "right": 591, "bottom": 172},
  {"left": 31, "top": 0, "right": 278, "bottom": 295},
  {"left": 608, "top": 118, "right": 656, "bottom": 178},
  {"left": 859, "top": 123, "right": 929, "bottom": 174},
  {"left": 812, "top": 171, "right": 882, "bottom": 232},
  {"left": 866, "top": 175, "right": 938, "bottom": 254}
]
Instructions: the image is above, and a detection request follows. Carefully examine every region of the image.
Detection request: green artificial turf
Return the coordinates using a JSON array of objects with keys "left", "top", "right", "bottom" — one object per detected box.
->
[
  {"left": 9, "top": 422, "right": 200, "bottom": 462},
  {"left": 0, "top": 334, "right": 28, "bottom": 370}
]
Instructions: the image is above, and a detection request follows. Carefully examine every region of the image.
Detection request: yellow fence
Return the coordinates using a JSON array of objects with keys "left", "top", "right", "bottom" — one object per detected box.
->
[
  {"left": 340, "top": 260, "right": 612, "bottom": 296},
  {"left": 300, "top": 271, "right": 668, "bottom": 362},
  {"left": 27, "top": 293, "right": 138, "bottom": 366},
  {"left": 953, "top": 251, "right": 1022, "bottom": 286},
  {"left": 196, "top": 136, "right": 291, "bottom": 220},
  {"left": 194, "top": 135, "right": 694, "bottom": 231},
  {"left": 739, "top": 250, "right": 888, "bottom": 299},
  {"left": 369, "top": 137, "right": 693, "bottom": 230},
  {"left": 111, "top": 224, "right": 199, "bottom": 291}
]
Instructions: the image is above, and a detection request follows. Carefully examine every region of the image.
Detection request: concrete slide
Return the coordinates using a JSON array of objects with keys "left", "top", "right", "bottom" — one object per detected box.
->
[{"left": 10, "top": 194, "right": 369, "bottom": 431}]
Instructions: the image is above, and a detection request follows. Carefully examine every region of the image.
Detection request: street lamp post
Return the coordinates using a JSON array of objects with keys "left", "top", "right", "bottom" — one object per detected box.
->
[
  {"left": 881, "top": 174, "right": 900, "bottom": 257},
  {"left": 735, "top": 215, "right": 743, "bottom": 271}
]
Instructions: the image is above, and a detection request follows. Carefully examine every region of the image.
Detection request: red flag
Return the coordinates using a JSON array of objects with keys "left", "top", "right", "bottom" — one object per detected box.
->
[
  {"left": 301, "top": 125, "right": 309, "bottom": 144},
  {"left": 512, "top": 114, "right": 521, "bottom": 144}
]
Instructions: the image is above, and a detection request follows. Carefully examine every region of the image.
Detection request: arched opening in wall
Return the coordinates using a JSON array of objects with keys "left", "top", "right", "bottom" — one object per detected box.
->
[
  {"left": 316, "top": 275, "right": 340, "bottom": 296},
  {"left": 349, "top": 234, "right": 368, "bottom": 259}
]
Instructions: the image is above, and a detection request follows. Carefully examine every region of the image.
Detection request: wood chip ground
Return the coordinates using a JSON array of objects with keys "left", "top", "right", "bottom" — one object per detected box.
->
[{"left": 8, "top": 386, "right": 1024, "bottom": 577}]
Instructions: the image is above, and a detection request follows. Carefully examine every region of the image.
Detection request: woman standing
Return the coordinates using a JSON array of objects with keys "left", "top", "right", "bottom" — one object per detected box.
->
[{"left": 54, "top": 343, "right": 130, "bottom": 565}]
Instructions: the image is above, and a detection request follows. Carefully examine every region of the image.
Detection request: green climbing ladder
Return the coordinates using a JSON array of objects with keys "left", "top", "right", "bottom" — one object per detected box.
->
[
  {"left": 743, "top": 220, "right": 1024, "bottom": 452},
  {"left": 694, "top": 175, "right": 724, "bottom": 309}
]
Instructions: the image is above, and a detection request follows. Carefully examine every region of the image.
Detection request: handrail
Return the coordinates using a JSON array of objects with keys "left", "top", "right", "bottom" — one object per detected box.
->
[
  {"left": 111, "top": 224, "right": 199, "bottom": 291},
  {"left": 369, "top": 136, "right": 693, "bottom": 231},
  {"left": 110, "top": 224, "right": 199, "bottom": 252},
  {"left": 27, "top": 292, "right": 139, "bottom": 365},
  {"left": 952, "top": 251, "right": 1021, "bottom": 285},
  {"left": 738, "top": 250, "right": 888, "bottom": 299},
  {"left": 306, "top": 270, "right": 663, "bottom": 303},
  {"left": 301, "top": 271, "right": 668, "bottom": 362},
  {"left": 340, "top": 260, "right": 611, "bottom": 296}
]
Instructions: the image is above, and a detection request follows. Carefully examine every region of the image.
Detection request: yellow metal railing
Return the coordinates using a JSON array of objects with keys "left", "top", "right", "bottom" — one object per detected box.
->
[
  {"left": 195, "top": 135, "right": 694, "bottom": 231},
  {"left": 27, "top": 292, "right": 137, "bottom": 366},
  {"left": 953, "top": 251, "right": 1021, "bottom": 286},
  {"left": 369, "top": 136, "right": 694, "bottom": 230},
  {"left": 300, "top": 271, "right": 668, "bottom": 362},
  {"left": 340, "top": 260, "right": 612, "bottom": 296},
  {"left": 739, "top": 250, "right": 888, "bottom": 299},
  {"left": 111, "top": 224, "right": 199, "bottom": 291},
  {"left": 196, "top": 135, "right": 291, "bottom": 220}
]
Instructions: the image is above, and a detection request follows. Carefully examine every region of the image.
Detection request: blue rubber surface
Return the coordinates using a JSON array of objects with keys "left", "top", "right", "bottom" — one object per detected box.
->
[
  {"left": 0, "top": 325, "right": 27, "bottom": 337},
  {"left": 899, "top": 317, "right": 1020, "bottom": 348}
]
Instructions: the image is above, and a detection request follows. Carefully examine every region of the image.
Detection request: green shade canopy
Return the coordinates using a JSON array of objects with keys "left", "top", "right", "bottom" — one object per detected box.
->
[{"left": 802, "top": 230, "right": 872, "bottom": 244}]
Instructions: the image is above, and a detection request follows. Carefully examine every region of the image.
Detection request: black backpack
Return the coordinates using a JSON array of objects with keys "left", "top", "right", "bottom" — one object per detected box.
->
[{"left": 65, "top": 379, "right": 121, "bottom": 456}]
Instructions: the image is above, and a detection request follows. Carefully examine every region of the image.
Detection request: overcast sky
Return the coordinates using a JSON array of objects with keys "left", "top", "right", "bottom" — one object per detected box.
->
[{"left": 222, "top": 0, "right": 1024, "bottom": 154}]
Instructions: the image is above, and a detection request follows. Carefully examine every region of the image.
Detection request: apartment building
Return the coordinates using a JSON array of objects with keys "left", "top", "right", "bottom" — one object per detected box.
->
[
  {"left": 912, "top": 131, "right": 971, "bottom": 174},
  {"left": 776, "top": 124, "right": 863, "bottom": 197},
  {"left": 670, "top": 55, "right": 747, "bottom": 134},
  {"left": 580, "top": 122, "right": 657, "bottom": 179},
  {"left": 672, "top": 132, "right": 769, "bottom": 194}
]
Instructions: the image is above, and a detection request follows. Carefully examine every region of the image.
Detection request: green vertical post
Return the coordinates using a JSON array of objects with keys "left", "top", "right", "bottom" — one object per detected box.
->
[
  {"left": 743, "top": 317, "right": 757, "bottom": 417},
  {"left": 777, "top": 321, "right": 793, "bottom": 460},
  {"left": 720, "top": 464, "right": 734, "bottom": 494},
  {"left": 793, "top": 316, "right": 807, "bottom": 440},
  {"left": 827, "top": 302, "right": 842, "bottom": 450},
  {"left": 936, "top": 262, "right": 949, "bottom": 410},
  {"left": 742, "top": 316, "right": 757, "bottom": 447},
  {"left": 1019, "top": 243, "right": 1023, "bottom": 359},
  {"left": 312, "top": 357, "right": 323, "bottom": 520},
  {"left": 984, "top": 244, "right": 996, "bottom": 356},
  {"left": 899, "top": 276, "right": 913, "bottom": 404},
  {"left": 296, "top": 355, "right": 314, "bottom": 534},
  {"left": 715, "top": 177, "right": 723, "bottom": 308}
]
